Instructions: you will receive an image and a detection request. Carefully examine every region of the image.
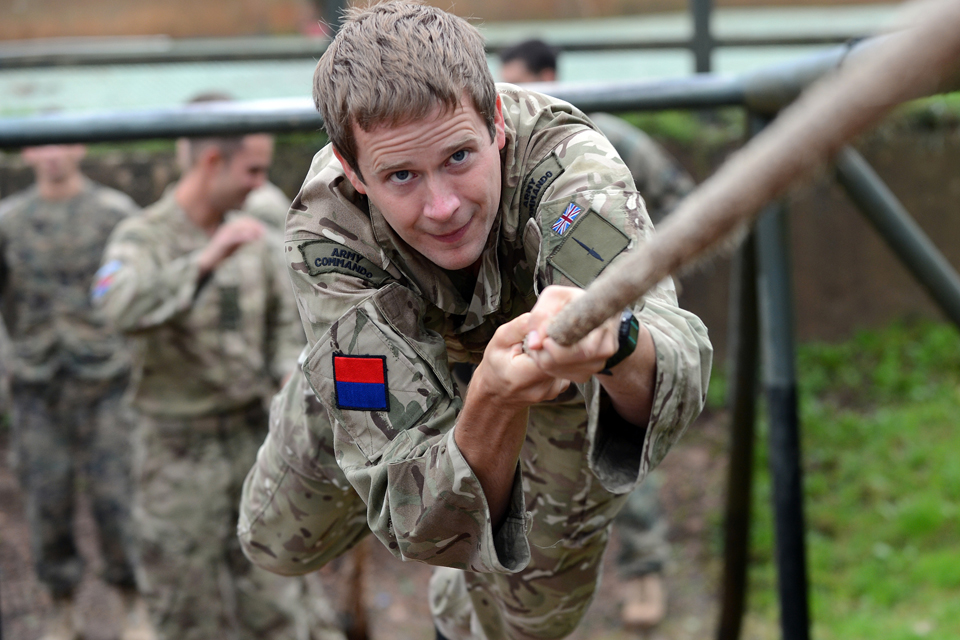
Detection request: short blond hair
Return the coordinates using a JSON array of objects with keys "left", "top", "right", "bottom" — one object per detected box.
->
[{"left": 313, "top": 1, "right": 497, "bottom": 179}]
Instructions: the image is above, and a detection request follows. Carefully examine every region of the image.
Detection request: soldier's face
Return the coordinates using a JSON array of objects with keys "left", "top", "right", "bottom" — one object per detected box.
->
[
  {"left": 337, "top": 94, "right": 506, "bottom": 271},
  {"left": 210, "top": 134, "right": 273, "bottom": 214},
  {"left": 22, "top": 144, "right": 86, "bottom": 183}
]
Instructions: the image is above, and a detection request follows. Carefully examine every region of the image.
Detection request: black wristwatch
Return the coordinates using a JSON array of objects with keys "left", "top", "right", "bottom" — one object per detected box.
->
[{"left": 599, "top": 308, "right": 640, "bottom": 375}]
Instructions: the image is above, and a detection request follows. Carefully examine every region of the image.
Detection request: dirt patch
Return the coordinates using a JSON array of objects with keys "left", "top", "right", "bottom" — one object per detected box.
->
[{"left": 0, "top": 408, "right": 728, "bottom": 640}]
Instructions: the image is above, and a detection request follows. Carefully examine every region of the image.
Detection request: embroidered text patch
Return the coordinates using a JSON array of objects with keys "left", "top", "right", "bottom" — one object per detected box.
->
[
  {"left": 520, "top": 155, "right": 564, "bottom": 221},
  {"left": 299, "top": 240, "right": 391, "bottom": 285},
  {"left": 333, "top": 354, "right": 389, "bottom": 411}
]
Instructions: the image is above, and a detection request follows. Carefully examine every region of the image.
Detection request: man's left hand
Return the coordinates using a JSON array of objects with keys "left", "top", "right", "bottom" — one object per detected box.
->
[{"left": 523, "top": 285, "right": 621, "bottom": 383}]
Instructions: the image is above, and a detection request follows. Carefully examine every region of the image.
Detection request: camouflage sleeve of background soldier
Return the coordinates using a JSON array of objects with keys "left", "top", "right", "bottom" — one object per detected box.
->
[
  {"left": 588, "top": 112, "right": 696, "bottom": 223},
  {"left": 529, "top": 125, "right": 713, "bottom": 495},
  {"left": 261, "top": 228, "right": 305, "bottom": 382},
  {"left": 93, "top": 216, "right": 208, "bottom": 332},
  {"left": 239, "top": 147, "right": 531, "bottom": 577}
]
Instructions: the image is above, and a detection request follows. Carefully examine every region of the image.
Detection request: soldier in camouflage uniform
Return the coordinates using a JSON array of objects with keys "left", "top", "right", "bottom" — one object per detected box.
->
[
  {"left": 500, "top": 39, "right": 697, "bottom": 628},
  {"left": 94, "top": 132, "right": 344, "bottom": 640},
  {"left": 239, "top": 4, "right": 712, "bottom": 640},
  {"left": 0, "top": 144, "right": 149, "bottom": 640}
]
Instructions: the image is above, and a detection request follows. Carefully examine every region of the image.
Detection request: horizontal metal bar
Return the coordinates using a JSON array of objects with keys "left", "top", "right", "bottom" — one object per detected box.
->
[
  {"left": 0, "top": 36, "right": 331, "bottom": 69},
  {"left": 1, "top": 35, "right": 957, "bottom": 148},
  {"left": 0, "top": 34, "right": 863, "bottom": 69},
  {"left": 0, "top": 99, "right": 325, "bottom": 148},
  {"left": 0, "top": 72, "right": 748, "bottom": 148}
]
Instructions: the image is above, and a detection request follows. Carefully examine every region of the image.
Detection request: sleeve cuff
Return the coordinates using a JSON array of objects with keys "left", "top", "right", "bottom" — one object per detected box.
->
[
  {"left": 382, "top": 429, "right": 530, "bottom": 574},
  {"left": 585, "top": 319, "right": 679, "bottom": 494}
]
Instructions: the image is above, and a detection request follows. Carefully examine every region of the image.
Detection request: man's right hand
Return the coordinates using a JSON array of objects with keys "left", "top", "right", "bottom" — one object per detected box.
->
[
  {"left": 470, "top": 312, "right": 570, "bottom": 408},
  {"left": 197, "top": 216, "right": 265, "bottom": 276},
  {"left": 454, "top": 313, "right": 570, "bottom": 528}
]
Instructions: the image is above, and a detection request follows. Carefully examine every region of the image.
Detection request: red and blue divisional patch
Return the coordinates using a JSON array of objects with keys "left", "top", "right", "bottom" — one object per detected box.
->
[{"left": 333, "top": 354, "right": 388, "bottom": 411}]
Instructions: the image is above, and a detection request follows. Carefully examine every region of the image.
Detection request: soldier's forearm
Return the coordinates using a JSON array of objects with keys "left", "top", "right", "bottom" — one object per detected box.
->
[{"left": 596, "top": 323, "right": 657, "bottom": 427}]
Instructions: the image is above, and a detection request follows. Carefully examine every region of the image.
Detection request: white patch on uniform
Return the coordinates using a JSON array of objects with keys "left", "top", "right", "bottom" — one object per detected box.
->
[
  {"left": 626, "top": 194, "right": 639, "bottom": 211},
  {"left": 591, "top": 192, "right": 607, "bottom": 212},
  {"left": 321, "top": 228, "right": 347, "bottom": 244}
]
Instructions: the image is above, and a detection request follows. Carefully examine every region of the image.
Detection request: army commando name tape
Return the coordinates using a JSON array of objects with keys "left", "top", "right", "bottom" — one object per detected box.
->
[
  {"left": 298, "top": 239, "right": 391, "bottom": 284},
  {"left": 314, "top": 251, "right": 377, "bottom": 279}
]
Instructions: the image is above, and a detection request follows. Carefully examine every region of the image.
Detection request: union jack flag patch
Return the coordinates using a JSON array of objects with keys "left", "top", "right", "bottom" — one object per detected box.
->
[{"left": 552, "top": 203, "right": 582, "bottom": 235}]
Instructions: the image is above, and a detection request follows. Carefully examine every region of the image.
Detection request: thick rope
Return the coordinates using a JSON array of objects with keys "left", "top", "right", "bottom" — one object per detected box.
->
[{"left": 548, "top": 0, "right": 960, "bottom": 345}]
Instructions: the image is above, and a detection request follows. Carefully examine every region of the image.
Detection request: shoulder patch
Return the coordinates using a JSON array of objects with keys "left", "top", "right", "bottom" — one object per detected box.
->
[
  {"left": 92, "top": 259, "right": 123, "bottom": 300},
  {"left": 520, "top": 154, "right": 564, "bottom": 221},
  {"left": 299, "top": 239, "right": 390, "bottom": 285},
  {"left": 548, "top": 211, "right": 630, "bottom": 288},
  {"left": 333, "top": 354, "right": 389, "bottom": 411}
]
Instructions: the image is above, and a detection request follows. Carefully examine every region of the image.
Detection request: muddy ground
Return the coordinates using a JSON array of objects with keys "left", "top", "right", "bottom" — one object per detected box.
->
[{"left": 0, "top": 408, "right": 729, "bottom": 640}]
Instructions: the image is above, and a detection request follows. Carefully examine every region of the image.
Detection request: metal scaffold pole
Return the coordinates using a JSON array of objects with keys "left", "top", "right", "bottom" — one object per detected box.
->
[
  {"left": 835, "top": 146, "right": 960, "bottom": 329},
  {"left": 716, "top": 231, "right": 759, "bottom": 640},
  {"left": 751, "top": 112, "right": 810, "bottom": 640}
]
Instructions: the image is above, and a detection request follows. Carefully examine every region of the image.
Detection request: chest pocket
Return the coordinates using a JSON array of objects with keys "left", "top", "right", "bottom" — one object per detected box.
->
[
  {"left": 303, "top": 285, "right": 447, "bottom": 462},
  {"left": 218, "top": 286, "right": 241, "bottom": 331}
]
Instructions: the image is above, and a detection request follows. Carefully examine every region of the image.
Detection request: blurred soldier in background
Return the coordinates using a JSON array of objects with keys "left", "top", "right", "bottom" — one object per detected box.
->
[
  {"left": 0, "top": 144, "right": 150, "bottom": 640},
  {"left": 93, "top": 128, "right": 343, "bottom": 640},
  {"left": 499, "top": 39, "right": 695, "bottom": 224},
  {"left": 241, "top": 179, "right": 292, "bottom": 230},
  {"left": 176, "top": 93, "right": 293, "bottom": 231},
  {"left": 500, "top": 38, "right": 697, "bottom": 629}
]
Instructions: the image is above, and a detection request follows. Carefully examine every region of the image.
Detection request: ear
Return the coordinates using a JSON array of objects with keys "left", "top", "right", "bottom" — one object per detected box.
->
[
  {"left": 175, "top": 139, "right": 190, "bottom": 171},
  {"left": 20, "top": 147, "right": 39, "bottom": 163},
  {"left": 493, "top": 95, "right": 507, "bottom": 151},
  {"left": 333, "top": 148, "right": 367, "bottom": 195},
  {"left": 200, "top": 144, "right": 225, "bottom": 172}
]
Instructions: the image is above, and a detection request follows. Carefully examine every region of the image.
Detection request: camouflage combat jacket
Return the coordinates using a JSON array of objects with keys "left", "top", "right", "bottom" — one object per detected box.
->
[
  {"left": 0, "top": 179, "right": 137, "bottom": 382},
  {"left": 277, "top": 85, "right": 712, "bottom": 573},
  {"left": 94, "top": 190, "right": 302, "bottom": 417},
  {"left": 243, "top": 181, "right": 291, "bottom": 230}
]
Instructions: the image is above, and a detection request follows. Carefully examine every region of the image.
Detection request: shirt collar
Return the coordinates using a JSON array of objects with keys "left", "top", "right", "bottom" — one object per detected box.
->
[{"left": 369, "top": 199, "right": 502, "bottom": 331}]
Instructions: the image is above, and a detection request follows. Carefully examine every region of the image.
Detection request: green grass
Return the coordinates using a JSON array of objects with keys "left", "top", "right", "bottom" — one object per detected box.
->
[
  {"left": 618, "top": 108, "right": 744, "bottom": 147},
  {"left": 893, "top": 91, "right": 960, "bottom": 131},
  {"left": 743, "top": 320, "right": 960, "bottom": 639}
]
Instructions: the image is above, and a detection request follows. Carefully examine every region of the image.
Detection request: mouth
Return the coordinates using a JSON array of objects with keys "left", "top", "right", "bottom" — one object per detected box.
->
[{"left": 430, "top": 218, "right": 471, "bottom": 244}]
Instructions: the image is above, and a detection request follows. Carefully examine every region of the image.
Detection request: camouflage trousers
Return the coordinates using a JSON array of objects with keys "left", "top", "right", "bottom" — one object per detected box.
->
[
  {"left": 613, "top": 471, "right": 670, "bottom": 579},
  {"left": 11, "top": 374, "right": 137, "bottom": 599},
  {"left": 257, "top": 370, "right": 639, "bottom": 640},
  {"left": 453, "top": 364, "right": 671, "bottom": 582},
  {"left": 132, "top": 402, "right": 344, "bottom": 640}
]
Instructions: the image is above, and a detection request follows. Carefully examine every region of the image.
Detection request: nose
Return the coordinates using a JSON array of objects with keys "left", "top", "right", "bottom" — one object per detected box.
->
[{"left": 422, "top": 177, "right": 460, "bottom": 223}]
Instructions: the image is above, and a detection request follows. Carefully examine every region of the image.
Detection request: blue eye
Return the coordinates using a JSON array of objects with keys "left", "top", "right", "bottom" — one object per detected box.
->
[
  {"left": 450, "top": 149, "right": 468, "bottom": 164},
  {"left": 391, "top": 169, "right": 412, "bottom": 184}
]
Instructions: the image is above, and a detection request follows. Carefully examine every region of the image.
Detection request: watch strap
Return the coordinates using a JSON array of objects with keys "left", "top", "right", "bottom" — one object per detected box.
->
[{"left": 599, "top": 308, "right": 640, "bottom": 375}]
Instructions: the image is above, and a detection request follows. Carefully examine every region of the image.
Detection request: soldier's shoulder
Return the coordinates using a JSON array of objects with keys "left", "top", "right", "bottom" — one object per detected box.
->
[
  {"left": 0, "top": 187, "right": 37, "bottom": 222},
  {"left": 108, "top": 199, "right": 169, "bottom": 245},
  {"left": 88, "top": 182, "right": 140, "bottom": 216}
]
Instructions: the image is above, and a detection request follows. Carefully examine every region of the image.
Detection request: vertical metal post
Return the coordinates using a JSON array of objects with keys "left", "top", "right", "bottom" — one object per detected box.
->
[
  {"left": 835, "top": 146, "right": 960, "bottom": 329},
  {"left": 716, "top": 232, "right": 760, "bottom": 640},
  {"left": 751, "top": 113, "right": 811, "bottom": 640},
  {"left": 690, "top": 0, "right": 714, "bottom": 73}
]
